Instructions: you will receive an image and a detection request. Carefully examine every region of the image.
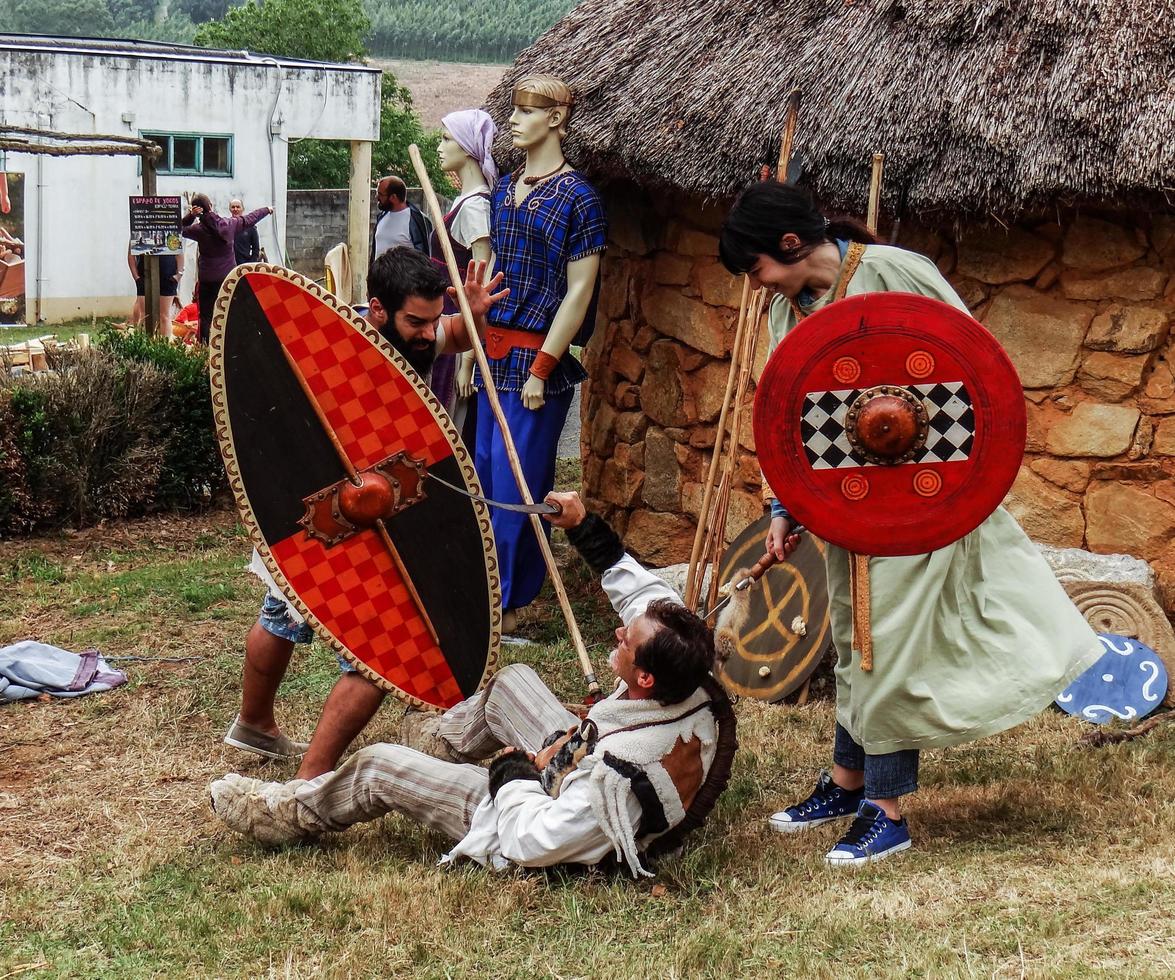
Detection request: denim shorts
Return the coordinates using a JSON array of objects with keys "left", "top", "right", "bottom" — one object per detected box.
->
[{"left": 257, "top": 593, "right": 355, "bottom": 673}]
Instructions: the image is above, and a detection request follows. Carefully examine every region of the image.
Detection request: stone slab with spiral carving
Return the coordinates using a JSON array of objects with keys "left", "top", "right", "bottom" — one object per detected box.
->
[{"left": 1064, "top": 580, "right": 1174, "bottom": 708}]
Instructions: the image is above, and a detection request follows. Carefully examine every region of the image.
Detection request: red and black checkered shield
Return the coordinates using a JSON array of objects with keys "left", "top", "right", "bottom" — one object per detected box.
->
[
  {"left": 210, "top": 265, "right": 500, "bottom": 709},
  {"left": 753, "top": 293, "right": 1025, "bottom": 556}
]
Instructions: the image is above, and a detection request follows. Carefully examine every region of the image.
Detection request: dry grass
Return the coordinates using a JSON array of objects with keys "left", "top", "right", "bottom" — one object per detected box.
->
[{"left": 3, "top": 508, "right": 1175, "bottom": 978}]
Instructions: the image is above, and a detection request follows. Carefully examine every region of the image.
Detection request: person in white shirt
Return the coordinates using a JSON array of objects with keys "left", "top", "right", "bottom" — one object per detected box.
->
[
  {"left": 211, "top": 492, "right": 734, "bottom": 877},
  {"left": 372, "top": 175, "right": 431, "bottom": 260}
]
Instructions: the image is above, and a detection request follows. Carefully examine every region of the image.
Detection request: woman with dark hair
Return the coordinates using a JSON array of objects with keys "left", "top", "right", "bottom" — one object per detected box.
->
[{"left": 720, "top": 182, "right": 1100, "bottom": 866}]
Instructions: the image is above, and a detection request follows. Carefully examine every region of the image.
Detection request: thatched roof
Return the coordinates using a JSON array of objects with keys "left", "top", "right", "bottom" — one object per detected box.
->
[{"left": 486, "top": 0, "right": 1175, "bottom": 218}]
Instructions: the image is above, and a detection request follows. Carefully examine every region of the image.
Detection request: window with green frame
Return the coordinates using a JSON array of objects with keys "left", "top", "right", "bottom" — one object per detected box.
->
[{"left": 142, "top": 132, "right": 233, "bottom": 177}]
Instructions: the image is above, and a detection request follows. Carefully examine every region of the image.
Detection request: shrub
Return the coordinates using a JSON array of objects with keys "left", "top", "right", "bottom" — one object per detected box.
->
[
  {"left": 0, "top": 334, "right": 228, "bottom": 536},
  {"left": 97, "top": 329, "right": 225, "bottom": 509}
]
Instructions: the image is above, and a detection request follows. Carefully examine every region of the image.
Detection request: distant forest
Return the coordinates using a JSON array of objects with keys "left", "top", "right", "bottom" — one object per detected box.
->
[{"left": 8, "top": 0, "right": 578, "bottom": 63}]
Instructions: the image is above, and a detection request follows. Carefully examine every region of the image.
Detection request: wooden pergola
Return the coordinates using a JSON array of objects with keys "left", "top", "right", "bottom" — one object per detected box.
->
[{"left": 0, "top": 126, "right": 167, "bottom": 334}]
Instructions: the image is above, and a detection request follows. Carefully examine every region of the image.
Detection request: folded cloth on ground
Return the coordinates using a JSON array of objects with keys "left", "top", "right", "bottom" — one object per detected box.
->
[{"left": 0, "top": 640, "right": 128, "bottom": 702}]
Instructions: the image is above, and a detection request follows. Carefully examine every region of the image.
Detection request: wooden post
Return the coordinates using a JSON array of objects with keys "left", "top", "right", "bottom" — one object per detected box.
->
[
  {"left": 776, "top": 90, "right": 802, "bottom": 182},
  {"left": 407, "top": 145, "right": 602, "bottom": 702},
  {"left": 348, "top": 140, "right": 373, "bottom": 304},
  {"left": 866, "top": 153, "right": 885, "bottom": 236},
  {"left": 141, "top": 154, "right": 160, "bottom": 337}
]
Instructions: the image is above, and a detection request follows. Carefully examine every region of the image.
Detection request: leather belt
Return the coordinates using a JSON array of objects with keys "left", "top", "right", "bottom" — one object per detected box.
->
[{"left": 483, "top": 326, "right": 545, "bottom": 360}]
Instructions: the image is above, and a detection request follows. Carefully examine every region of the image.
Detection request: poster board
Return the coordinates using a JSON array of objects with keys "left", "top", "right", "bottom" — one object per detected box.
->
[{"left": 129, "top": 195, "right": 182, "bottom": 255}]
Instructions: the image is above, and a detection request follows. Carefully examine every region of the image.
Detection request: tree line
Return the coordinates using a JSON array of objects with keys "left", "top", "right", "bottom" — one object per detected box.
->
[{"left": 9, "top": 0, "right": 576, "bottom": 63}]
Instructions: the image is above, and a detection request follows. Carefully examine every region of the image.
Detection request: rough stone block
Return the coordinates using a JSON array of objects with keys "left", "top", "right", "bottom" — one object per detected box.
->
[
  {"left": 1077, "top": 352, "right": 1152, "bottom": 401},
  {"left": 1003, "top": 466, "right": 1085, "bottom": 548},
  {"left": 624, "top": 509, "right": 696, "bottom": 566},
  {"left": 694, "top": 260, "right": 745, "bottom": 309},
  {"left": 1029, "top": 458, "right": 1092, "bottom": 493},
  {"left": 955, "top": 226, "right": 1054, "bottom": 284},
  {"left": 1062, "top": 216, "right": 1147, "bottom": 271},
  {"left": 682, "top": 359, "right": 730, "bottom": 422},
  {"left": 668, "top": 225, "right": 720, "bottom": 257},
  {"left": 1085, "top": 481, "right": 1175, "bottom": 557},
  {"left": 1060, "top": 267, "right": 1167, "bottom": 301},
  {"left": 1141, "top": 359, "right": 1175, "bottom": 415},
  {"left": 600, "top": 443, "right": 644, "bottom": 508},
  {"left": 983, "top": 285, "right": 1092, "bottom": 387},
  {"left": 1045, "top": 402, "right": 1140, "bottom": 457},
  {"left": 1085, "top": 304, "right": 1171, "bottom": 353},
  {"left": 1153, "top": 417, "right": 1175, "bottom": 456},
  {"left": 639, "top": 340, "right": 688, "bottom": 426},
  {"left": 643, "top": 428, "right": 683, "bottom": 511},
  {"left": 1036, "top": 543, "right": 1155, "bottom": 587},
  {"left": 644, "top": 287, "right": 733, "bottom": 357},
  {"left": 609, "top": 344, "right": 644, "bottom": 383},
  {"left": 653, "top": 252, "right": 692, "bottom": 286}
]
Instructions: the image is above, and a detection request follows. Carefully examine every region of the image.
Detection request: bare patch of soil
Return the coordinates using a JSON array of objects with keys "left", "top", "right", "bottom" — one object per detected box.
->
[{"left": 374, "top": 58, "right": 508, "bottom": 129}]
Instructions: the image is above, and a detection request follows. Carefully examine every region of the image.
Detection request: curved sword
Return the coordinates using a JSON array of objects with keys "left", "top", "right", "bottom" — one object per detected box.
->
[{"left": 426, "top": 471, "right": 562, "bottom": 515}]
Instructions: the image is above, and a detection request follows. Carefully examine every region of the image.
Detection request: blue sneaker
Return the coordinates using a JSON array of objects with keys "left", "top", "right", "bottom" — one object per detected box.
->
[
  {"left": 769, "top": 770, "right": 864, "bottom": 833},
  {"left": 824, "top": 800, "right": 912, "bottom": 866}
]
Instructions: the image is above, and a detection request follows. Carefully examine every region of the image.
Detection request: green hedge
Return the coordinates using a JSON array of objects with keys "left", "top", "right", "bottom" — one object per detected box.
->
[{"left": 0, "top": 332, "right": 227, "bottom": 536}]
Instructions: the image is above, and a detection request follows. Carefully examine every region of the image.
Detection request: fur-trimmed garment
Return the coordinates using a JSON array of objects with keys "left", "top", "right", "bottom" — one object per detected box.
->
[{"left": 443, "top": 679, "right": 718, "bottom": 877}]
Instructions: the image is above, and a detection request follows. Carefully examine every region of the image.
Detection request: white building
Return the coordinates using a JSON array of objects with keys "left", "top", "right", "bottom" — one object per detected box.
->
[{"left": 0, "top": 33, "right": 380, "bottom": 323}]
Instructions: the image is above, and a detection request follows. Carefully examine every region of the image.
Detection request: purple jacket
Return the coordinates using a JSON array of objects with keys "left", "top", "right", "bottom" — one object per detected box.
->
[{"left": 182, "top": 207, "right": 269, "bottom": 282}]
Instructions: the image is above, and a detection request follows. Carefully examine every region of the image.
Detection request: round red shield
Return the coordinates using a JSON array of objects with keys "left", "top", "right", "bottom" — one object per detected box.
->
[{"left": 754, "top": 293, "right": 1025, "bottom": 556}]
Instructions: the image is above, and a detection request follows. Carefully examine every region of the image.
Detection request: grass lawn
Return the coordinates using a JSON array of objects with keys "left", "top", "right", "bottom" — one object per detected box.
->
[
  {"left": 2, "top": 508, "right": 1175, "bottom": 977},
  {"left": 0, "top": 317, "right": 123, "bottom": 346}
]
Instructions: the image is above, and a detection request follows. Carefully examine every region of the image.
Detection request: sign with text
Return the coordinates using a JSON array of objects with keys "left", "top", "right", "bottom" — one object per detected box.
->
[{"left": 129, "top": 196, "right": 183, "bottom": 255}]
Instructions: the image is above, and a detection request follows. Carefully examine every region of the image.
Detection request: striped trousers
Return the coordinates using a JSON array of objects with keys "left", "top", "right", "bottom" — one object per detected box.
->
[{"left": 294, "top": 664, "right": 577, "bottom": 841}]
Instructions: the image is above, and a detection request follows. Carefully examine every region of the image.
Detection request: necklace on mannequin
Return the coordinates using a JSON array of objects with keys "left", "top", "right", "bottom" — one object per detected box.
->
[{"left": 516, "top": 160, "right": 570, "bottom": 186}]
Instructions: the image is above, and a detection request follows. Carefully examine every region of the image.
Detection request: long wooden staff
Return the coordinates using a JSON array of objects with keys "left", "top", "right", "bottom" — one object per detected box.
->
[
  {"left": 684, "top": 93, "right": 802, "bottom": 610},
  {"left": 866, "top": 152, "right": 885, "bottom": 235},
  {"left": 408, "top": 145, "right": 601, "bottom": 701}
]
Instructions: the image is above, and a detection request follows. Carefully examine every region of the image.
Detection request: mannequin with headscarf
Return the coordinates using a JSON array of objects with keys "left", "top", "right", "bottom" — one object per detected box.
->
[{"left": 433, "top": 109, "right": 498, "bottom": 407}]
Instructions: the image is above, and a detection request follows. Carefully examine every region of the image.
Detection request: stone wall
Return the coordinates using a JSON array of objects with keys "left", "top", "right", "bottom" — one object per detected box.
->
[
  {"left": 284, "top": 188, "right": 447, "bottom": 278},
  {"left": 581, "top": 181, "right": 1175, "bottom": 611}
]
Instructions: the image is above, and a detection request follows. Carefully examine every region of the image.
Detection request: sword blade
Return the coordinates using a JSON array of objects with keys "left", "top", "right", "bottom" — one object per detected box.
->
[{"left": 426, "top": 471, "right": 561, "bottom": 515}]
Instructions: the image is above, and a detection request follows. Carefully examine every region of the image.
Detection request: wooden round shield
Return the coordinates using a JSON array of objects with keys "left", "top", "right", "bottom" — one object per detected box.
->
[
  {"left": 754, "top": 293, "right": 1025, "bottom": 556},
  {"left": 715, "top": 517, "right": 832, "bottom": 702},
  {"left": 1055, "top": 634, "right": 1168, "bottom": 724},
  {"left": 210, "top": 264, "right": 501, "bottom": 710}
]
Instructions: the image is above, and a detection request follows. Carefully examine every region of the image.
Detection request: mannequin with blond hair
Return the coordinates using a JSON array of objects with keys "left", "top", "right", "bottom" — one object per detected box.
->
[{"left": 478, "top": 73, "right": 607, "bottom": 633}]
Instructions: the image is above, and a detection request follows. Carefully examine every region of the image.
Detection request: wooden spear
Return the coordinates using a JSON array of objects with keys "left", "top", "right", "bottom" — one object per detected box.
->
[
  {"left": 407, "top": 145, "right": 601, "bottom": 701},
  {"left": 684, "top": 93, "right": 802, "bottom": 610}
]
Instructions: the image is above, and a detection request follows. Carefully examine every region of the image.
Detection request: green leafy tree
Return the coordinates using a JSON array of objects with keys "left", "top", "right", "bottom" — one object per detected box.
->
[
  {"left": 11, "top": 0, "right": 116, "bottom": 36},
  {"left": 197, "top": 0, "right": 449, "bottom": 191},
  {"left": 194, "top": 0, "right": 369, "bottom": 63}
]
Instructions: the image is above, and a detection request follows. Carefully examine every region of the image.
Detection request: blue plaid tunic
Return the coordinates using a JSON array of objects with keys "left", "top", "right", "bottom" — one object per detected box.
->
[{"left": 480, "top": 171, "right": 608, "bottom": 394}]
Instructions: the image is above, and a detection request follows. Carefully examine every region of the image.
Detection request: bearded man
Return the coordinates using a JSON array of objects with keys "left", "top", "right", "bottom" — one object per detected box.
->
[
  {"left": 223, "top": 246, "right": 507, "bottom": 780},
  {"left": 212, "top": 492, "right": 732, "bottom": 878}
]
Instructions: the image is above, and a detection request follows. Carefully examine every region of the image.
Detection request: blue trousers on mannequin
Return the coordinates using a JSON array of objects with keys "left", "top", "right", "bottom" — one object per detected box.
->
[{"left": 474, "top": 387, "right": 575, "bottom": 611}]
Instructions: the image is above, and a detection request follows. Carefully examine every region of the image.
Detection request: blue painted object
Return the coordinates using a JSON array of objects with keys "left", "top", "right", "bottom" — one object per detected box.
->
[{"left": 1055, "top": 634, "right": 1168, "bottom": 724}]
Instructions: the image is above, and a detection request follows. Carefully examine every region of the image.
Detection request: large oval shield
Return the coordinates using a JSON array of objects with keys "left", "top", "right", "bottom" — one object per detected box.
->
[
  {"left": 715, "top": 517, "right": 832, "bottom": 702},
  {"left": 210, "top": 264, "right": 500, "bottom": 710},
  {"left": 754, "top": 293, "right": 1025, "bottom": 556}
]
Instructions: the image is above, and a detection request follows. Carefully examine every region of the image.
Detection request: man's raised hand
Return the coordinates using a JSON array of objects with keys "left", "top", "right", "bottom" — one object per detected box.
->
[{"left": 451, "top": 259, "right": 508, "bottom": 319}]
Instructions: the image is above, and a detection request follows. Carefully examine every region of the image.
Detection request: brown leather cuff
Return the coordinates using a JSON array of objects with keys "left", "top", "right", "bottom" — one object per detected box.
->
[{"left": 528, "top": 351, "right": 559, "bottom": 381}]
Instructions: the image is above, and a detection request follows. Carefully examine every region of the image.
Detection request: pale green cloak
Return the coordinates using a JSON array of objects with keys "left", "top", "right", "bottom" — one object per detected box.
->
[{"left": 767, "top": 244, "right": 1102, "bottom": 752}]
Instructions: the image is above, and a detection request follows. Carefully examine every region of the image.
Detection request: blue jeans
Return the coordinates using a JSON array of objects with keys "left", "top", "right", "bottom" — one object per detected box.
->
[
  {"left": 257, "top": 593, "right": 355, "bottom": 673},
  {"left": 833, "top": 723, "right": 919, "bottom": 799}
]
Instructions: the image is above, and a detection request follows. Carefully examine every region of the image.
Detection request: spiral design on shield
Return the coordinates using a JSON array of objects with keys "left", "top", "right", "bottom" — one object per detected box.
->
[
  {"left": 832, "top": 356, "right": 861, "bottom": 384},
  {"left": 841, "top": 474, "right": 870, "bottom": 501},
  {"left": 906, "top": 350, "right": 935, "bottom": 379},
  {"left": 913, "top": 469, "right": 943, "bottom": 497}
]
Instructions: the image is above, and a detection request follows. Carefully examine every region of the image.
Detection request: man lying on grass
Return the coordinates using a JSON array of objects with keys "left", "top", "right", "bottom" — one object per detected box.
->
[{"left": 211, "top": 492, "right": 733, "bottom": 878}]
